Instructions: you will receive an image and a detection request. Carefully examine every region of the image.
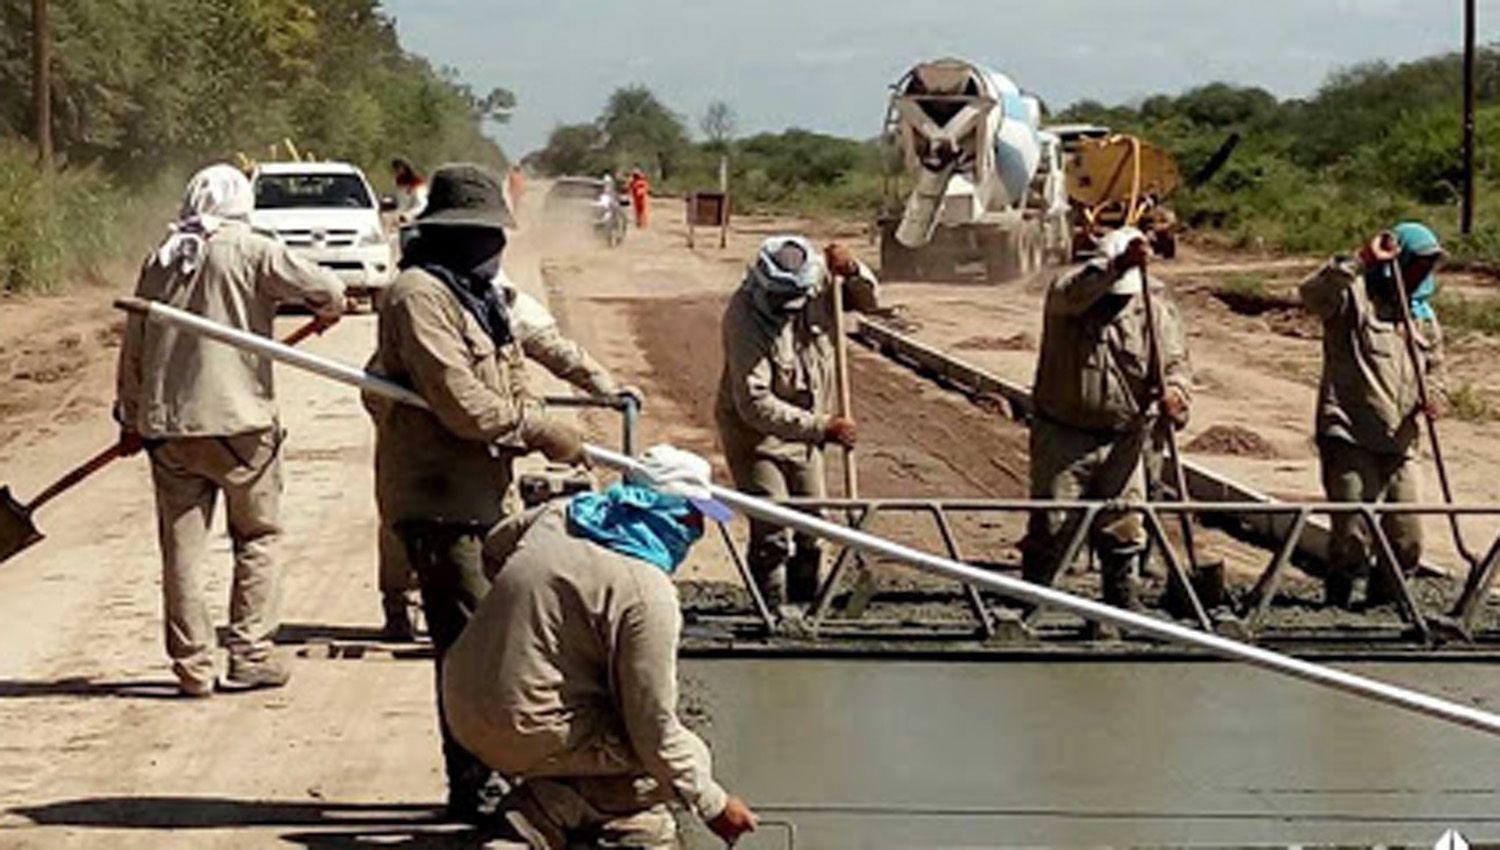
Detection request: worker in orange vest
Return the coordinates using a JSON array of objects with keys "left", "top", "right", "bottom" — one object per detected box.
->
[{"left": 628, "top": 169, "right": 651, "bottom": 229}]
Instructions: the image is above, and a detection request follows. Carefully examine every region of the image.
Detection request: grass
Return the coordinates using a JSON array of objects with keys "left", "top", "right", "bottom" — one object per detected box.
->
[
  {"left": 1433, "top": 291, "right": 1500, "bottom": 337},
  {"left": 1446, "top": 381, "right": 1494, "bottom": 423}
]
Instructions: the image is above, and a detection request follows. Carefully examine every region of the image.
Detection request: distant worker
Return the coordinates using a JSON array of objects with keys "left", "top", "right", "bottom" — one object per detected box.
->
[
  {"left": 627, "top": 169, "right": 650, "bottom": 229},
  {"left": 507, "top": 165, "right": 526, "bottom": 206},
  {"left": 715, "top": 237, "right": 878, "bottom": 605},
  {"left": 391, "top": 157, "right": 429, "bottom": 225},
  {"left": 1020, "top": 227, "right": 1192, "bottom": 636},
  {"left": 366, "top": 163, "right": 588, "bottom": 822},
  {"left": 115, "top": 164, "right": 346, "bottom": 697},
  {"left": 1300, "top": 223, "right": 1445, "bottom": 610},
  {"left": 375, "top": 264, "right": 642, "bottom": 640},
  {"left": 444, "top": 445, "right": 759, "bottom": 848}
]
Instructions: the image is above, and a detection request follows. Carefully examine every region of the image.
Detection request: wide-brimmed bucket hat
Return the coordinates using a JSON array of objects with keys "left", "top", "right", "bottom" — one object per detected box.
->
[{"left": 416, "top": 163, "right": 517, "bottom": 230}]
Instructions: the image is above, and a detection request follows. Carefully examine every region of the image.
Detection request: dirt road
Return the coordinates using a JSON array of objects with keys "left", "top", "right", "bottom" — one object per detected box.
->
[{"left": 3, "top": 194, "right": 1500, "bottom": 846}]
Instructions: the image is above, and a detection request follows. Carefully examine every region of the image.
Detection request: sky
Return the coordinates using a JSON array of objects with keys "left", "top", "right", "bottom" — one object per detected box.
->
[{"left": 382, "top": 0, "right": 1495, "bottom": 158}]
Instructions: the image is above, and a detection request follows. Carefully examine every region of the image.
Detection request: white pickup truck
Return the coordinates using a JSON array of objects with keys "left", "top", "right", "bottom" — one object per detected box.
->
[{"left": 249, "top": 161, "right": 395, "bottom": 302}]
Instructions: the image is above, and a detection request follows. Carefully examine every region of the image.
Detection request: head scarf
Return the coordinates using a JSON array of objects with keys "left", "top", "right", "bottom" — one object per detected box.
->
[
  {"left": 1393, "top": 221, "right": 1442, "bottom": 321},
  {"left": 1098, "top": 226, "right": 1147, "bottom": 296},
  {"left": 156, "top": 164, "right": 253, "bottom": 274},
  {"left": 566, "top": 484, "right": 704, "bottom": 573},
  {"left": 748, "top": 235, "right": 825, "bottom": 311}
]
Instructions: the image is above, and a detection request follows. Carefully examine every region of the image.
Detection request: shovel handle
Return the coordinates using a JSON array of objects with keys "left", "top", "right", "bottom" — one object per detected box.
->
[
  {"left": 28, "top": 443, "right": 124, "bottom": 511},
  {"left": 27, "top": 316, "right": 329, "bottom": 512}
]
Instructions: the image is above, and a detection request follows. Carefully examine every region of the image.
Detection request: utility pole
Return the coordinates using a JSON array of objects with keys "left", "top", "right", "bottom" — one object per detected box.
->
[
  {"left": 32, "top": 0, "right": 53, "bottom": 169},
  {"left": 1460, "top": 0, "right": 1476, "bottom": 234}
]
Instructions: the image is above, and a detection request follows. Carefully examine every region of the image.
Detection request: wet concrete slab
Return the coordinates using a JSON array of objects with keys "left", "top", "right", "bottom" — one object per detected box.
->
[{"left": 678, "top": 658, "right": 1500, "bottom": 847}]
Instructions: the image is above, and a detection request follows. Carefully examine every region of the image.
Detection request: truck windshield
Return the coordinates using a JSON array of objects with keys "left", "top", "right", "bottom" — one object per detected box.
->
[{"left": 255, "top": 174, "right": 372, "bottom": 209}]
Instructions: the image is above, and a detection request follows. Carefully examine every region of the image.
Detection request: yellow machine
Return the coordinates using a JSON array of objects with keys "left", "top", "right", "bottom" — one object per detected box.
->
[{"left": 1065, "top": 134, "right": 1180, "bottom": 258}]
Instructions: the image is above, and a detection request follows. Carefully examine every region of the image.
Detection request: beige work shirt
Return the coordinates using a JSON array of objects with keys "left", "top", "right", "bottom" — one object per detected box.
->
[
  {"left": 442, "top": 503, "right": 729, "bottom": 822},
  {"left": 368, "top": 267, "right": 542, "bottom": 526},
  {"left": 714, "top": 267, "right": 878, "bottom": 464},
  {"left": 1032, "top": 258, "right": 1192, "bottom": 434},
  {"left": 1300, "top": 257, "right": 1443, "bottom": 457},
  {"left": 115, "top": 222, "right": 345, "bottom": 439}
]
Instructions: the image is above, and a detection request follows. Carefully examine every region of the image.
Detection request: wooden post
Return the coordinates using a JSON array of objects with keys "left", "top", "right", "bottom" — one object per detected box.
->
[
  {"left": 1460, "top": 0, "right": 1476, "bottom": 235},
  {"left": 718, "top": 155, "right": 729, "bottom": 249},
  {"left": 31, "top": 0, "right": 52, "bottom": 168}
]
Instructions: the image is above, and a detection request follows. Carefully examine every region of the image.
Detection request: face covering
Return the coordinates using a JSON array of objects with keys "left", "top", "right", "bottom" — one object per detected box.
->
[
  {"left": 566, "top": 484, "right": 704, "bottom": 573},
  {"left": 156, "top": 164, "right": 254, "bottom": 274},
  {"left": 402, "top": 226, "right": 512, "bottom": 347}
]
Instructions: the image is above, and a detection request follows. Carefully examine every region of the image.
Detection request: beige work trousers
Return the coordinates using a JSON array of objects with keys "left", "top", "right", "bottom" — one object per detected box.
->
[
  {"left": 149, "top": 429, "right": 283, "bottom": 687},
  {"left": 724, "top": 445, "right": 826, "bottom": 603},
  {"left": 1021, "top": 417, "right": 1147, "bottom": 585},
  {"left": 1318, "top": 436, "right": 1423, "bottom": 582},
  {"left": 509, "top": 733, "right": 678, "bottom": 847}
]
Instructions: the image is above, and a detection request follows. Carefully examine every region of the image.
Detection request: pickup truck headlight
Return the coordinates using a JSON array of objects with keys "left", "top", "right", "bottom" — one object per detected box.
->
[{"left": 359, "top": 228, "right": 387, "bottom": 247}]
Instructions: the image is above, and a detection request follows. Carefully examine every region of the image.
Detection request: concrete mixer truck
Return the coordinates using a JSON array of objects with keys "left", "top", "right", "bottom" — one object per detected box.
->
[{"left": 878, "top": 58, "right": 1072, "bottom": 282}]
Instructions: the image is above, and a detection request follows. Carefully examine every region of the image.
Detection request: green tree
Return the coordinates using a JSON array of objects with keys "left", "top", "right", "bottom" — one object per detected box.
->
[{"left": 598, "top": 85, "right": 689, "bottom": 178}]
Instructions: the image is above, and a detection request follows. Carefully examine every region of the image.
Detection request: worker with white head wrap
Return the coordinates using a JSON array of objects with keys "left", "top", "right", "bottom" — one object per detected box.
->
[
  {"left": 1020, "top": 227, "right": 1192, "bottom": 634},
  {"left": 114, "top": 163, "right": 345, "bottom": 696},
  {"left": 713, "top": 235, "right": 878, "bottom": 605}
]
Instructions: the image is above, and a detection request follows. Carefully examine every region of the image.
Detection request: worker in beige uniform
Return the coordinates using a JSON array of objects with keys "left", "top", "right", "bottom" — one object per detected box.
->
[
  {"left": 1300, "top": 222, "right": 1445, "bottom": 610},
  {"left": 368, "top": 163, "right": 587, "bottom": 822},
  {"left": 714, "top": 237, "right": 878, "bottom": 605},
  {"left": 115, "top": 164, "right": 346, "bottom": 696},
  {"left": 1020, "top": 227, "right": 1191, "bottom": 632},
  {"left": 444, "top": 446, "right": 758, "bottom": 848},
  {"left": 375, "top": 265, "right": 641, "bottom": 640}
]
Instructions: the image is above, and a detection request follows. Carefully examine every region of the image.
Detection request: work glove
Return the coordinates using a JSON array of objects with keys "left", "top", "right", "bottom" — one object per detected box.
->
[
  {"left": 522, "top": 418, "right": 587, "bottom": 466},
  {"left": 824, "top": 242, "right": 861, "bottom": 279},
  {"left": 1358, "top": 231, "right": 1400, "bottom": 267},
  {"left": 1162, "top": 386, "right": 1190, "bottom": 428},
  {"left": 823, "top": 415, "right": 857, "bottom": 449},
  {"left": 117, "top": 429, "right": 144, "bottom": 457},
  {"left": 707, "top": 795, "right": 759, "bottom": 845},
  {"left": 616, "top": 384, "right": 646, "bottom": 411}
]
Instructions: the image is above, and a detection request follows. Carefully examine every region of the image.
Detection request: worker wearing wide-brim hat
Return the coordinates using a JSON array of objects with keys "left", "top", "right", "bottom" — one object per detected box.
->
[
  {"left": 1300, "top": 221, "right": 1446, "bottom": 610},
  {"left": 1021, "top": 227, "right": 1193, "bottom": 635},
  {"left": 365, "top": 162, "right": 588, "bottom": 823},
  {"left": 713, "top": 236, "right": 878, "bottom": 606}
]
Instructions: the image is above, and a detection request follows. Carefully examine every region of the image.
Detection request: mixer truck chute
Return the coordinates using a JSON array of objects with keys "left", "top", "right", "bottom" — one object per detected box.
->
[{"left": 878, "top": 58, "right": 1071, "bottom": 283}]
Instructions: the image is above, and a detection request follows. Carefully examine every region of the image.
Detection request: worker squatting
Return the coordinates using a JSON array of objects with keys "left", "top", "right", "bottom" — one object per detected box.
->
[{"left": 111, "top": 160, "right": 1446, "bottom": 846}]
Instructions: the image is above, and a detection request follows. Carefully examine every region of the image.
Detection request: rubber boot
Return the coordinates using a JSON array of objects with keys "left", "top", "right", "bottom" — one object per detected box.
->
[
  {"left": 786, "top": 545, "right": 822, "bottom": 605},
  {"left": 1087, "top": 554, "right": 1143, "bottom": 641},
  {"left": 381, "top": 592, "right": 415, "bottom": 642},
  {"left": 1324, "top": 571, "right": 1355, "bottom": 611}
]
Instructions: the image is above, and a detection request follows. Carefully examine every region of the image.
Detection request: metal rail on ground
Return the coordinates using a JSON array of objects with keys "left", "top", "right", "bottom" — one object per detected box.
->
[{"left": 115, "top": 297, "right": 1500, "bottom": 739}]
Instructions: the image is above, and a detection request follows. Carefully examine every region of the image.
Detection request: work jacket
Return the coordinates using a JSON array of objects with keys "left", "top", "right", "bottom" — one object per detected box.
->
[
  {"left": 368, "top": 267, "right": 542, "bottom": 526},
  {"left": 115, "top": 222, "right": 345, "bottom": 439},
  {"left": 442, "top": 502, "right": 729, "bottom": 822},
  {"left": 1032, "top": 258, "right": 1192, "bottom": 435},
  {"left": 714, "top": 266, "right": 878, "bottom": 464},
  {"left": 1300, "top": 258, "right": 1444, "bottom": 458}
]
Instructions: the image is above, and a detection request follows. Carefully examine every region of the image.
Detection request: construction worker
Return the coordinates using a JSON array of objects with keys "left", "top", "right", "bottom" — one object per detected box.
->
[
  {"left": 1300, "top": 223, "right": 1445, "bottom": 610},
  {"left": 627, "top": 169, "right": 650, "bottom": 229},
  {"left": 444, "top": 445, "right": 759, "bottom": 848},
  {"left": 114, "top": 164, "right": 346, "bottom": 696},
  {"left": 715, "top": 237, "right": 877, "bottom": 605},
  {"left": 1020, "top": 227, "right": 1192, "bottom": 633},
  {"left": 367, "top": 163, "right": 588, "bottom": 822},
  {"left": 376, "top": 265, "right": 642, "bottom": 639}
]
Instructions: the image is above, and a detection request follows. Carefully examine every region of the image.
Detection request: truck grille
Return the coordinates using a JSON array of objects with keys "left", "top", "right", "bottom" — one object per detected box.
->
[{"left": 278, "top": 229, "right": 358, "bottom": 248}]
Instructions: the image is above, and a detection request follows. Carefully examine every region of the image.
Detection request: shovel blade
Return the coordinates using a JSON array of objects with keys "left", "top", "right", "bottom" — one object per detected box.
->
[{"left": 0, "top": 486, "right": 42, "bottom": 565}]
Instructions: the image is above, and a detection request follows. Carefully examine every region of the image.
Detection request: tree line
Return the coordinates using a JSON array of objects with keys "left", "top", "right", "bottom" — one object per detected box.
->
[{"left": 535, "top": 47, "right": 1499, "bottom": 262}]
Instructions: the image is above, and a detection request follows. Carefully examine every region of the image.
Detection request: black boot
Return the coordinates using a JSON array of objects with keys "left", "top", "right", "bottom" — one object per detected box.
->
[
  {"left": 1087, "top": 554, "right": 1143, "bottom": 640},
  {"left": 1324, "top": 571, "right": 1355, "bottom": 610}
]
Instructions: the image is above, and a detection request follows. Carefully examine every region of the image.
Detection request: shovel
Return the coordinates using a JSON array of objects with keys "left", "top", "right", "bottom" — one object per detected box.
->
[{"left": 0, "top": 315, "right": 331, "bottom": 565}]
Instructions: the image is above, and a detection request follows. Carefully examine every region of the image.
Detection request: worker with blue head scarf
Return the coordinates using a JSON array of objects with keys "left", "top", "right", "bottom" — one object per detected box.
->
[
  {"left": 713, "top": 236, "right": 880, "bottom": 606},
  {"left": 441, "top": 446, "right": 759, "bottom": 848},
  {"left": 1300, "top": 222, "right": 1446, "bottom": 610}
]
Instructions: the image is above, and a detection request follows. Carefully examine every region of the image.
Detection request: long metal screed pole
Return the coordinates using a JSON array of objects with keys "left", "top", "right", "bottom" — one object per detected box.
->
[{"left": 116, "top": 297, "right": 1500, "bottom": 738}]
